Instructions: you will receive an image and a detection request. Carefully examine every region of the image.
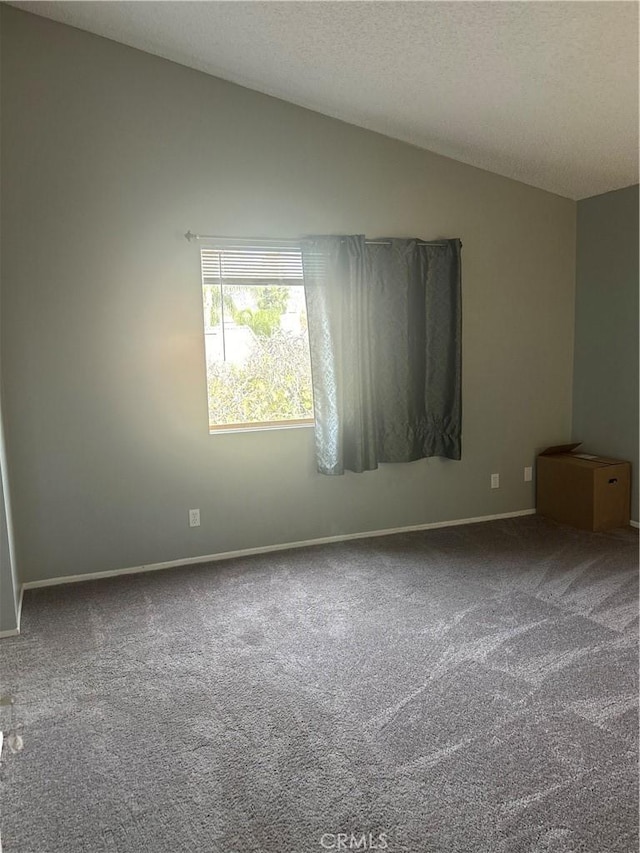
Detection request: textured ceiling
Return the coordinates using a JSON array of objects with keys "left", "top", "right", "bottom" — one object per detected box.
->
[{"left": 7, "top": 1, "right": 639, "bottom": 199}]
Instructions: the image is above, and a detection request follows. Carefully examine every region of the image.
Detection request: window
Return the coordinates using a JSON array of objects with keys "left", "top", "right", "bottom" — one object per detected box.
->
[{"left": 200, "top": 245, "right": 314, "bottom": 432}]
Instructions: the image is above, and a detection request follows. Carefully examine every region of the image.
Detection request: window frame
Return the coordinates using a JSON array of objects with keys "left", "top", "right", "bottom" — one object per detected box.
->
[{"left": 198, "top": 240, "right": 315, "bottom": 435}]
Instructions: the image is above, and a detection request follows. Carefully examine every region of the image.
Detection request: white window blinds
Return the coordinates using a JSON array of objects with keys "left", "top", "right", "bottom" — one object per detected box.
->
[{"left": 200, "top": 248, "right": 304, "bottom": 287}]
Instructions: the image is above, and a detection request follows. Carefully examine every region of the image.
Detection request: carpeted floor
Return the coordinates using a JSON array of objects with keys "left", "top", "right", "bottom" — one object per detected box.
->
[{"left": 0, "top": 515, "right": 638, "bottom": 853}]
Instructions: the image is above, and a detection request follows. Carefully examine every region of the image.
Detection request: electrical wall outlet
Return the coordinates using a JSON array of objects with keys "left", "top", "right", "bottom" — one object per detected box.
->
[
  {"left": 490, "top": 473, "right": 500, "bottom": 489},
  {"left": 189, "top": 509, "right": 200, "bottom": 527},
  {"left": 524, "top": 466, "right": 533, "bottom": 482}
]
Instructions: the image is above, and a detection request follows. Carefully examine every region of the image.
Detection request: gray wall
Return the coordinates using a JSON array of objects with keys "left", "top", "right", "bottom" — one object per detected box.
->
[
  {"left": 0, "top": 8, "right": 20, "bottom": 632},
  {"left": 1, "top": 7, "right": 576, "bottom": 584},
  {"left": 573, "top": 184, "right": 639, "bottom": 522}
]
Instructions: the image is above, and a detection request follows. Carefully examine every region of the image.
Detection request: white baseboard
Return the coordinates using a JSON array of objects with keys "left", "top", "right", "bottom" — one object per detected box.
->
[
  {"left": 630, "top": 520, "right": 639, "bottom": 529},
  {"left": 22, "top": 509, "right": 537, "bottom": 591}
]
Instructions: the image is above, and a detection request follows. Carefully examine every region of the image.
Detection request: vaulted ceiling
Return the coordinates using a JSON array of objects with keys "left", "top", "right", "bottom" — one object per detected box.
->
[{"left": 8, "top": 1, "right": 639, "bottom": 199}]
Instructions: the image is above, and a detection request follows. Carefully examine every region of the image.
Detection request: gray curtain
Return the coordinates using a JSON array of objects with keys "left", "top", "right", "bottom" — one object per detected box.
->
[{"left": 301, "top": 235, "right": 461, "bottom": 475}]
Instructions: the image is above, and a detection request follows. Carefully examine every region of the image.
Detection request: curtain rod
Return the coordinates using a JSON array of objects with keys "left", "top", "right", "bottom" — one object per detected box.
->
[{"left": 184, "top": 231, "right": 450, "bottom": 247}]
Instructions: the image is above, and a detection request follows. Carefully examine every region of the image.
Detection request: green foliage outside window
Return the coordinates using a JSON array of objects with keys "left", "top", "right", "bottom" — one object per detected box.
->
[
  {"left": 207, "top": 330, "right": 313, "bottom": 426},
  {"left": 204, "top": 285, "right": 291, "bottom": 338}
]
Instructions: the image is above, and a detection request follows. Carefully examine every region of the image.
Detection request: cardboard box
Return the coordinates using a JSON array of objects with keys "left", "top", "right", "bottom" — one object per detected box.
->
[{"left": 537, "top": 443, "right": 631, "bottom": 531}]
